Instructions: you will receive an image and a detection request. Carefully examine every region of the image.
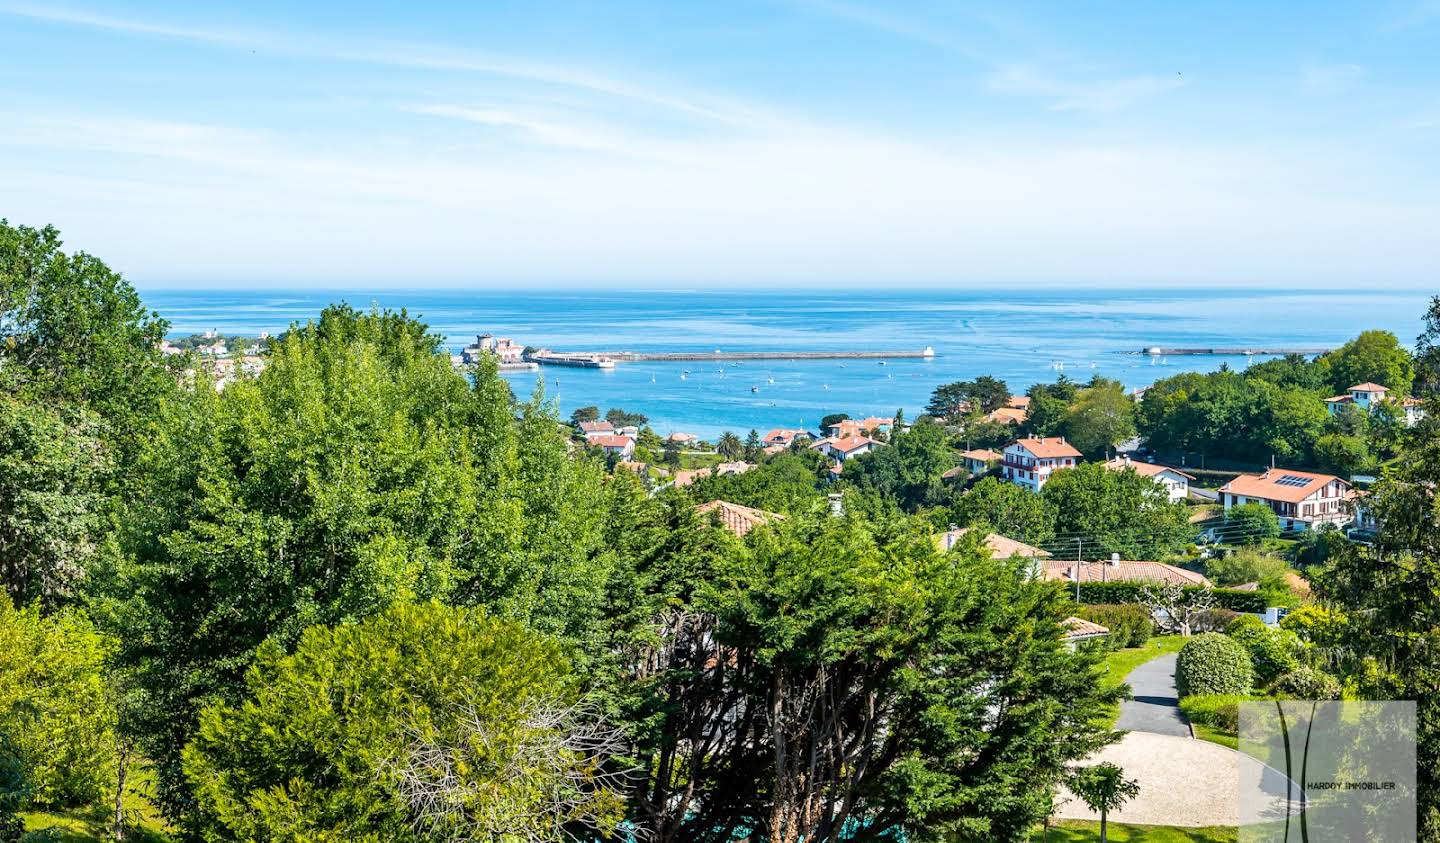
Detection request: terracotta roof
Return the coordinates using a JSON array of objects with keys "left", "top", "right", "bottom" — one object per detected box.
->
[
  {"left": 1229, "top": 581, "right": 1261, "bottom": 592},
  {"left": 1006, "top": 395, "right": 1031, "bottom": 410},
  {"left": 1011, "top": 437, "right": 1082, "bottom": 459},
  {"left": 986, "top": 407, "right": 1027, "bottom": 425},
  {"left": 1349, "top": 382, "right": 1388, "bottom": 392},
  {"left": 673, "top": 468, "right": 713, "bottom": 487},
  {"left": 1324, "top": 395, "right": 1354, "bottom": 404},
  {"left": 579, "top": 420, "right": 613, "bottom": 432},
  {"left": 962, "top": 448, "right": 1000, "bottom": 461},
  {"left": 1103, "top": 457, "right": 1194, "bottom": 481},
  {"left": 941, "top": 465, "right": 967, "bottom": 479},
  {"left": 857, "top": 416, "right": 893, "bottom": 429},
  {"left": 827, "top": 435, "right": 878, "bottom": 454},
  {"left": 716, "top": 461, "right": 753, "bottom": 475},
  {"left": 589, "top": 434, "right": 634, "bottom": 449},
  {"left": 1218, "top": 468, "right": 1348, "bottom": 505},
  {"left": 695, "top": 500, "right": 785, "bottom": 537},
  {"left": 763, "top": 428, "right": 810, "bottom": 445},
  {"left": 666, "top": 432, "right": 697, "bottom": 442},
  {"left": 1060, "top": 617, "right": 1110, "bottom": 639},
  {"left": 762, "top": 443, "right": 786, "bottom": 454},
  {"left": 936, "top": 528, "right": 1051, "bottom": 558},
  {"left": 1039, "top": 559, "right": 1212, "bottom": 587}
]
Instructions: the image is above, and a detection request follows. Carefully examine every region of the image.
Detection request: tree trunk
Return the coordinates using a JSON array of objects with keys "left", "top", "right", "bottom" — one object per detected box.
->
[
  {"left": 112, "top": 739, "right": 130, "bottom": 843},
  {"left": 1099, "top": 809, "right": 1108, "bottom": 843}
]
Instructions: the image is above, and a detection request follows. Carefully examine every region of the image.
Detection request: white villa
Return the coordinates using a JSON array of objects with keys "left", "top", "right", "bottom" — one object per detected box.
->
[
  {"left": 1001, "top": 437, "right": 1081, "bottom": 492},
  {"left": 1103, "top": 456, "right": 1194, "bottom": 503},
  {"left": 812, "top": 435, "right": 880, "bottom": 462},
  {"left": 1325, "top": 382, "right": 1425, "bottom": 426},
  {"left": 1217, "top": 468, "right": 1353, "bottom": 531}
]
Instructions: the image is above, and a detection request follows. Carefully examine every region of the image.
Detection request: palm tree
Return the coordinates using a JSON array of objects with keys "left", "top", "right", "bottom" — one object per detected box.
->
[{"left": 717, "top": 431, "right": 744, "bottom": 460}]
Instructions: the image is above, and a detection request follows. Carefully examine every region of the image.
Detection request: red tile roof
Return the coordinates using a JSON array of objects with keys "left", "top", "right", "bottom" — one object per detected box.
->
[
  {"left": 589, "top": 434, "right": 634, "bottom": 449},
  {"left": 695, "top": 500, "right": 785, "bottom": 537},
  {"left": 1218, "top": 468, "right": 1348, "bottom": 505},
  {"left": 1011, "top": 437, "right": 1082, "bottom": 459},
  {"left": 1060, "top": 617, "right": 1110, "bottom": 639},
  {"left": 1348, "top": 382, "right": 1389, "bottom": 392},
  {"left": 936, "top": 528, "right": 1051, "bottom": 558},
  {"left": 579, "top": 420, "right": 614, "bottom": 432},
  {"left": 827, "top": 435, "right": 877, "bottom": 454},
  {"left": 1040, "top": 559, "right": 1212, "bottom": 587}
]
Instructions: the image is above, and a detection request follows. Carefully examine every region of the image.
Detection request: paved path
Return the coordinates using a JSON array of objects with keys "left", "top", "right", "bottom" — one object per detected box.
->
[
  {"left": 1056, "top": 732, "right": 1291, "bottom": 827},
  {"left": 1116, "top": 652, "right": 1191, "bottom": 737}
]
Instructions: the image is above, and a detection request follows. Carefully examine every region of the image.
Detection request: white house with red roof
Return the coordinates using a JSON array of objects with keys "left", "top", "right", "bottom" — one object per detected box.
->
[
  {"left": 1325, "top": 382, "right": 1425, "bottom": 426},
  {"left": 1103, "top": 455, "right": 1194, "bottom": 503},
  {"left": 812, "top": 434, "right": 880, "bottom": 462},
  {"left": 578, "top": 420, "right": 614, "bottom": 441},
  {"left": 1001, "top": 437, "right": 1082, "bottom": 492},
  {"left": 588, "top": 434, "right": 636, "bottom": 459},
  {"left": 960, "top": 448, "right": 1000, "bottom": 477},
  {"left": 1218, "top": 468, "right": 1352, "bottom": 531},
  {"left": 762, "top": 428, "right": 811, "bottom": 448}
]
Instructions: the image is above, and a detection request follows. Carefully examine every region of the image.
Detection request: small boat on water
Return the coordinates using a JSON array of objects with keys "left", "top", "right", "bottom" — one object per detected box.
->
[
  {"left": 751, "top": 386, "right": 760, "bottom": 393},
  {"left": 680, "top": 373, "right": 687, "bottom": 380},
  {"left": 878, "top": 360, "right": 887, "bottom": 366}
]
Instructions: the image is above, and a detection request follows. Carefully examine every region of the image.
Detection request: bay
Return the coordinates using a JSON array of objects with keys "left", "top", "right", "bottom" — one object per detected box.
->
[{"left": 138, "top": 287, "right": 1429, "bottom": 440}]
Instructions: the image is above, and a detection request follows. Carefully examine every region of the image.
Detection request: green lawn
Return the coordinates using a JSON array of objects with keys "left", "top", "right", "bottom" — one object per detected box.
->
[
  {"left": 1033, "top": 819, "right": 1237, "bottom": 842},
  {"left": 1190, "top": 722, "right": 1239, "bottom": 750},
  {"left": 1096, "top": 636, "right": 1187, "bottom": 725},
  {"left": 21, "top": 764, "right": 172, "bottom": 843}
]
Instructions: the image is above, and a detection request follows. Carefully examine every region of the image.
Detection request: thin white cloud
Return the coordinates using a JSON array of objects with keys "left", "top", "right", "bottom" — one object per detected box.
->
[
  {"left": 791, "top": 0, "right": 992, "bottom": 62},
  {"left": 987, "top": 65, "right": 1184, "bottom": 112},
  {"left": 1302, "top": 63, "right": 1365, "bottom": 94},
  {"left": 0, "top": 2, "right": 752, "bottom": 124}
]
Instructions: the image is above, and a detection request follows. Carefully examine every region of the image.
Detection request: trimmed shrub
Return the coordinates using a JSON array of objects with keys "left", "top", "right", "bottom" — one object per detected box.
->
[
  {"left": 1190, "top": 608, "right": 1240, "bottom": 633},
  {"left": 1178, "top": 694, "right": 1244, "bottom": 734},
  {"left": 1074, "top": 604, "right": 1153, "bottom": 649},
  {"left": 1177, "top": 633, "right": 1254, "bottom": 698},
  {"left": 1218, "top": 503, "right": 1281, "bottom": 545},
  {"left": 1279, "top": 605, "right": 1343, "bottom": 646},
  {"left": 1226, "top": 618, "right": 1302, "bottom": 684},
  {"left": 1271, "top": 667, "right": 1341, "bottom": 700}
]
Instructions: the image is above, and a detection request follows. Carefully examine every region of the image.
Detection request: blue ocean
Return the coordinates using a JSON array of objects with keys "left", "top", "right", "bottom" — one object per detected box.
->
[{"left": 139, "top": 288, "right": 1431, "bottom": 440}]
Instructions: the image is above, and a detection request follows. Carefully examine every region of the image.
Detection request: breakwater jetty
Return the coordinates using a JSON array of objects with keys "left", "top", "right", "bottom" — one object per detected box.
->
[
  {"left": 531, "top": 346, "right": 935, "bottom": 366},
  {"left": 1126, "top": 346, "right": 1334, "bottom": 356}
]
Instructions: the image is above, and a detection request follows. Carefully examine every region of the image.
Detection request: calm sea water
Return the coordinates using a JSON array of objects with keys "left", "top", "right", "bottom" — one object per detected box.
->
[{"left": 139, "top": 288, "right": 1430, "bottom": 440}]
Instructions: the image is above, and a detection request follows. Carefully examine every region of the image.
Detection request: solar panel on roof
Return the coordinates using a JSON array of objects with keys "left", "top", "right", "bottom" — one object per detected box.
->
[{"left": 1274, "top": 474, "right": 1311, "bottom": 487}]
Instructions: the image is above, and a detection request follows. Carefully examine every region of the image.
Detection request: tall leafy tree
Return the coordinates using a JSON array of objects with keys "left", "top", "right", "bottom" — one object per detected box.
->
[
  {"left": 184, "top": 602, "right": 625, "bottom": 842},
  {"left": 0, "top": 220, "right": 173, "bottom": 441},
  {"left": 947, "top": 476, "right": 1058, "bottom": 545},
  {"left": 1041, "top": 462, "right": 1193, "bottom": 559},
  {"left": 841, "top": 421, "right": 957, "bottom": 511},
  {"left": 1320, "top": 329, "right": 1415, "bottom": 395},
  {"left": 0, "top": 400, "right": 109, "bottom": 606},
  {"left": 1060, "top": 379, "right": 1136, "bottom": 458},
  {"left": 621, "top": 512, "right": 1119, "bottom": 842}
]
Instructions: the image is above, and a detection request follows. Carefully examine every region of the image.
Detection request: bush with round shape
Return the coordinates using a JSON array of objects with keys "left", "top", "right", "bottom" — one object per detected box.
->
[
  {"left": 1176, "top": 633, "right": 1254, "bottom": 698},
  {"left": 1270, "top": 667, "right": 1341, "bottom": 700},
  {"left": 1074, "top": 603, "right": 1153, "bottom": 649},
  {"left": 1225, "top": 617, "right": 1301, "bottom": 684}
]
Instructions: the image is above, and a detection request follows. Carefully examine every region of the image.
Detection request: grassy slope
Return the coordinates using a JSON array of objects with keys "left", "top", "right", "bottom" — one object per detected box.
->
[
  {"left": 1033, "top": 819, "right": 1237, "bottom": 842},
  {"left": 20, "top": 764, "right": 172, "bottom": 843},
  {"left": 1096, "top": 636, "right": 1188, "bottom": 725}
]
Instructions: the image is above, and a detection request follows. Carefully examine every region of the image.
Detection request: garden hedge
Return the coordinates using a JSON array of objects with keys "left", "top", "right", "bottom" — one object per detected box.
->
[
  {"left": 1070, "top": 581, "right": 1268, "bottom": 614},
  {"left": 1176, "top": 633, "right": 1254, "bottom": 697}
]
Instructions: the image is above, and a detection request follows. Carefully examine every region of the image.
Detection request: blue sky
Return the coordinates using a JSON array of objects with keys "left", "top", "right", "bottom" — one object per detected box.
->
[{"left": 1, "top": 1, "right": 1438, "bottom": 288}]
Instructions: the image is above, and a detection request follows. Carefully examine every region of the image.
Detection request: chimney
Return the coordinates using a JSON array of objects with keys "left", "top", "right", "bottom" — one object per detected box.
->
[{"left": 1109, "top": 553, "right": 1121, "bottom": 567}]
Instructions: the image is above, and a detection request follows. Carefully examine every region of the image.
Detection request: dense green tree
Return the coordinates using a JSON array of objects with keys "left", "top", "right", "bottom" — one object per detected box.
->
[
  {"left": 1136, "top": 370, "right": 1327, "bottom": 466},
  {"left": 98, "top": 306, "right": 619, "bottom": 821},
  {"left": 819, "top": 412, "right": 849, "bottom": 432},
  {"left": 947, "top": 476, "right": 1057, "bottom": 545},
  {"left": 1060, "top": 380, "right": 1136, "bottom": 458},
  {"left": 1244, "top": 353, "right": 1328, "bottom": 392},
  {"left": 1218, "top": 502, "right": 1282, "bottom": 545},
  {"left": 184, "top": 601, "right": 624, "bottom": 842},
  {"left": 625, "top": 512, "right": 1120, "bottom": 843},
  {"left": 841, "top": 421, "right": 957, "bottom": 511},
  {"left": 0, "top": 400, "right": 109, "bottom": 606},
  {"left": 1415, "top": 295, "right": 1440, "bottom": 397},
  {"left": 1313, "top": 432, "right": 1373, "bottom": 477},
  {"left": 0, "top": 599, "right": 117, "bottom": 810},
  {"left": 605, "top": 407, "right": 648, "bottom": 428},
  {"left": 570, "top": 405, "right": 600, "bottom": 425},
  {"left": 1041, "top": 462, "right": 1193, "bottom": 559},
  {"left": 926, "top": 376, "right": 1009, "bottom": 419},
  {"left": 1316, "top": 404, "right": 1440, "bottom": 840},
  {"left": 1204, "top": 548, "right": 1289, "bottom": 588},
  {"left": 1320, "top": 329, "right": 1414, "bottom": 395},
  {"left": 685, "top": 451, "right": 827, "bottom": 514},
  {"left": 0, "top": 220, "right": 173, "bottom": 438},
  {"left": 744, "top": 429, "right": 762, "bottom": 461}
]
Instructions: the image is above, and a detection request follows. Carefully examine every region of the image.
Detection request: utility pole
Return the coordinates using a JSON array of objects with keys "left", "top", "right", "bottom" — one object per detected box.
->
[{"left": 1075, "top": 539, "right": 1084, "bottom": 602}]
